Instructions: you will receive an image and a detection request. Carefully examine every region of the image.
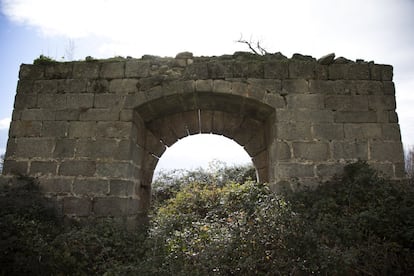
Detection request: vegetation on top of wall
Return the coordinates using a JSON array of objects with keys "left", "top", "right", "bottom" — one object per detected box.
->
[
  {"left": 33, "top": 54, "right": 57, "bottom": 65},
  {"left": 0, "top": 161, "right": 413, "bottom": 275}
]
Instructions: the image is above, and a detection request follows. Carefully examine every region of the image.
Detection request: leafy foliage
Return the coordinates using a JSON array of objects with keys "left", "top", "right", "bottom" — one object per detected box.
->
[
  {"left": 1, "top": 161, "right": 413, "bottom": 275},
  {"left": 33, "top": 54, "right": 57, "bottom": 65}
]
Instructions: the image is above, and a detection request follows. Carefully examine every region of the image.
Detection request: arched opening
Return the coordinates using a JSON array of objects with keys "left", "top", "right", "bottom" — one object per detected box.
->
[
  {"left": 130, "top": 92, "right": 275, "bottom": 211},
  {"left": 154, "top": 133, "right": 252, "bottom": 173}
]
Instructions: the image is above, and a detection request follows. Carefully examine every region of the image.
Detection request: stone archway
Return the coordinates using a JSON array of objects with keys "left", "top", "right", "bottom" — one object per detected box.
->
[
  {"left": 130, "top": 92, "right": 275, "bottom": 211},
  {"left": 1, "top": 52, "right": 405, "bottom": 224}
]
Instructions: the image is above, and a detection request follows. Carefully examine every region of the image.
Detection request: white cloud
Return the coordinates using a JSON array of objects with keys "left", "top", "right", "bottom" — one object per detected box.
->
[
  {"left": 155, "top": 134, "right": 251, "bottom": 171},
  {"left": 0, "top": 118, "right": 10, "bottom": 130}
]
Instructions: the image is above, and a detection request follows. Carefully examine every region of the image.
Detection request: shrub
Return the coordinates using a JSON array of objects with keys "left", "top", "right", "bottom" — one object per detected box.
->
[
  {"left": 33, "top": 54, "right": 57, "bottom": 65},
  {"left": 139, "top": 161, "right": 414, "bottom": 275}
]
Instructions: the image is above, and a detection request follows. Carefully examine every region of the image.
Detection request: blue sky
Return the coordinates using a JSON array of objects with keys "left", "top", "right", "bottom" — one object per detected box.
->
[{"left": 1, "top": 0, "right": 413, "bottom": 171}]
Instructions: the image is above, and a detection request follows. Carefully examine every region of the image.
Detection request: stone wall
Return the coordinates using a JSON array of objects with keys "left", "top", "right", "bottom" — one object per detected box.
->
[{"left": 1, "top": 51, "right": 405, "bottom": 222}]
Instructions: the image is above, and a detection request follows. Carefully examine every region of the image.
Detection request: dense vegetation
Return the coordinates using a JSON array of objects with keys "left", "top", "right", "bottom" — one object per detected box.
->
[{"left": 1, "top": 161, "right": 413, "bottom": 275}]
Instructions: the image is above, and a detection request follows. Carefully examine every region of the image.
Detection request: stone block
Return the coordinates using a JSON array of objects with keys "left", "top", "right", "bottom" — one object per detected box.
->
[
  {"left": 369, "top": 64, "right": 382, "bottom": 81},
  {"left": 381, "top": 65, "right": 393, "bottom": 81},
  {"left": 277, "top": 109, "right": 333, "bottom": 123},
  {"left": 66, "top": 94, "right": 95, "bottom": 109},
  {"left": 389, "top": 111, "right": 399, "bottom": 123},
  {"left": 55, "top": 109, "right": 80, "bottom": 121},
  {"left": 162, "top": 80, "right": 195, "bottom": 96},
  {"left": 184, "top": 62, "right": 209, "bottom": 79},
  {"left": 247, "top": 78, "right": 282, "bottom": 95},
  {"left": 19, "top": 64, "right": 44, "bottom": 80},
  {"left": 109, "top": 180, "right": 135, "bottom": 196},
  {"left": 73, "top": 62, "right": 100, "bottom": 79},
  {"left": 344, "top": 123, "right": 382, "bottom": 139},
  {"left": 42, "top": 121, "right": 68, "bottom": 137},
  {"left": 29, "top": 161, "right": 57, "bottom": 175},
  {"left": 194, "top": 79, "right": 213, "bottom": 92},
  {"left": 263, "top": 61, "right": 289, "bottom": 79},
  {"left": 120, "top": 110, "right": 133, "bottom": 121},
  {"left": 325, "top": 95, "right": 368, "bottom": 111},
  {"left": 333, "top": 141, "right": 368, "bottom": 160},
  {"left": 277, "top": 122, "right": 312, "bottom": 140},
  {"left": 348, "top": 64, "right": 370, "bottom": 80},
  {"left": 14, "top": 94, "right": 37, "bottom": 110},
  {"left": 276, "top": 162, "right": 315, "bottom": 178},
  {"left": 63, "top": 197, "right": 91, "bottom": 216},
  {"left": 57, "top": 79, "right": 88, "bottom": 93},
  {"left": 79, "top": 108, "right": 119, "bottom": 121},
  {"left": 68, "top": 121, "right": 97, "bottom": 138},
  {"left": 316, "top": 163, "right": 345, "bottom": 178},
  {"left": 383, "top": 81, "right": 395, "bottom": 95},
  {"left": 75, "top": 139, "right": 118, "bottom": 159},
  {"left": 53, "top": 139, "right": 76, "bottom": 158},
  {"left": 199, "top": 110, "right": 213, "bottom": 133},
  {"left": 286, "top": 94, "right": 324, "bottom": 109},
  {"left": 21, "top": 109, "right": 55, "bottom": 121},
  {"left": 87, "top": 79, "right": 109, "bottom": 93},
  {"left": 17, "top": 80, "right": 34, "bottom": 94},
  {"left": 370, "top": 141, "right": 404, "bottom": 162},
  {"left": 315, "top": 64, "right": 329, "bottom": 80},
  {"left": 36, "top": 94, "right": 66, "bottom": 109},
  {"left": 355, "top": 80, "right": 383, "bottom": 95},
  {"left": 97, "top": 121, "right": 132, "bottom": 138},
  {"left": 207, "top": 61, "right": 233, "bottom": 79},
  {"left": 288, "top": 61, "right": 315, "bottom": 79},
  {"left": 100, "top": 62, "right": 125, "bottom": 79},
  {"left": 73, "top": 179, "right": 109, "bottom": 196},
  {"left": 125, "top": 60, "right": 150, "bottom": 78},
  {"left": 14, "top": 138, "right": 54, "bottom": 158},
  {"left": 109, "top": 79, "right": 139, "bottom": 94},
  {"left": 9, "top": 121, "right": 42, "bottom": 137},
  {"left": 114, "top": 140, "right": 133, "bottom": 160},
  {"left": 252, "top": 150, "right": 267, "bottom": 169},
  {"left": 273, "top": 141, "right": 291, "bottom": 161},
  {"left": 328, "top": 64, "right": 349, "bottom": 80},
  {"left": 368, "top": 95, "right": 395, "bottom": 111},
  {"left": 282, "top": 79, "right": 308, "bottom": 94},
  {"left": 95, "top": 162, "right": 133, "bottom": 178},
  {"left": 212, "top": 80, "right": 232, "bottom": 93},
  {"left": 293, "top": 142, "right": 329, "bottom": 161},
  {"left": 312, "top": 123, "right": 344, "bottom": 140},
  {"left": 33, "top": 80, "right": 58, "bottom": 94},
  {"left": 45, "top": 63, "right": 73, "bottom": 79},
  {"left": 59, "top": 160, "right": 96, "bottom": 176},
  {"left": 2, "top": 160, "right": 28, "bottom": 175},
  {"left": 381, "top": 124, "right": 401, "bottom": 140},
  {"left": 245, "top": 131, "right": 266, "bottom": 157},
  {"left": 38, "top": 178, "right": 72, "bottom": 194},
  {"left": 263, "top": 93, "right": 286, "bottom": 108},
  {"left": 334, "top": 111, "right": 377, "bottom": 123}
]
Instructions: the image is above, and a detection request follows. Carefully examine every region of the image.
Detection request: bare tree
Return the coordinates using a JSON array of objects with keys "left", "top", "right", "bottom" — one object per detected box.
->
[
  {"left": 236, "top": 35, "right": 269, "bottom": 55},
  {"left": 64, "top": 39, "right": 76, "bottom": 61},
  {"left": 405, "top": 146, "right": 414, "bottom": 181},
  {"left": 0, "top": 154, "right": 4, "bottom": 174}
]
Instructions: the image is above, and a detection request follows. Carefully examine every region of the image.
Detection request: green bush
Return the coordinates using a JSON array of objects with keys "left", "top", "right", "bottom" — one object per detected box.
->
[
  {"left": 33, "top": 54, "right": 57, "bottom": 65},
  {"left": 139, "top": 161, "right": 414, "bottom": 275},
  {"left": 1, "top": 162, "right": 413, "bottom": 275}
]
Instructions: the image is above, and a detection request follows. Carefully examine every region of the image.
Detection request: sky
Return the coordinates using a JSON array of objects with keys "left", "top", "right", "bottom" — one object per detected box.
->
[{"left": 0, "top": 0, "right": 413, "bottom": 172}]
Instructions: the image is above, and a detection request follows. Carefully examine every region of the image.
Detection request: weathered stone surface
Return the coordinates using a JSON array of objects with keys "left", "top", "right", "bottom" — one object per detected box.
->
[
  {"left": 30, "top": 161, "right": 57, "bottom": 175},
  {"left": 38, "top": 178, "right": 72, "bottom": 194},
  {"left": 2, "top": 53, "right": 404, "bottom": 224},
  {"left": 73, "top": 179, "right": 109, "bottom": 196},
  {"left": 59, "top": 160, "right": 96, "bottom": 176},
  {"left": 293, "top": 142, "right": 329, "bottom": 161},
  {"left": 318, "top": 53, "right": 335, "bottom": 65},
  {"left": 63, "top": 197, "right": 91, "bottom": 216}
]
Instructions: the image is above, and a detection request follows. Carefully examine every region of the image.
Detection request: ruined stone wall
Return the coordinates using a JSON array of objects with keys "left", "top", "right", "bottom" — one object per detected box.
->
[{"left": 1, "top": 52, "right": 405, "bottom": 222}]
